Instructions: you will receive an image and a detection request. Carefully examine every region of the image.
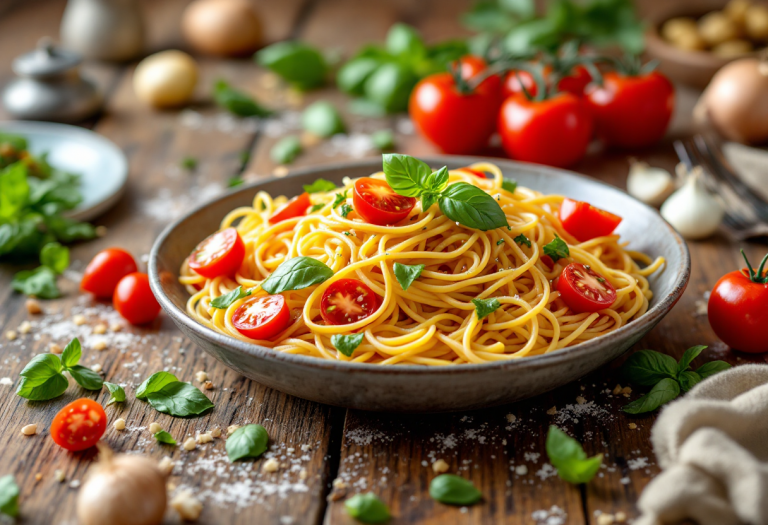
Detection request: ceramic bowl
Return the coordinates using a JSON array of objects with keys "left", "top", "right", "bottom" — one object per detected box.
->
[{"left": 148, "top": 157, "right": 690, "bottom": 413}]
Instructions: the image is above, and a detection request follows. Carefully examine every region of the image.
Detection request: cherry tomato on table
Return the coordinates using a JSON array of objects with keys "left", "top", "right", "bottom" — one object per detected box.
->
[
  {"left": 559, "top": 198, "right": 622, "bottom": 242},
  {"left": 188, "top": 227, "right": 245, "bottom": 279},
  {"left": 232, "top": 294, "right": 291, "bottom": 340},
  {"left": 503, "top": 65, "right": 592, "bottom": 99},
  {"left": 557, "top": 263, "right": 617, "bottom": 313},
  {"left": 321, "top": 278, "right": 379, "bottom": 325},
  {"left": 269, "top": 192, "right": 312, "bottom": 224},
  {"left": 51, "top": 398, "right": 107, "bottom": 452},
  {"left": 113, "top": 272, "right": 161, "bottom": 325},
  {"left": 81, "top": 248, "right": 137, "bottom": 299},
  {"left": 708, "top": 251, "right": 768, "bottom": 353},
  {"left": 409, "top": 55, "right": 502, "bottom": 154},
  {"left": 353, "top": 178, "right": 416, "bottom": 225},
  {"left": 498, "top": 92, "right": 593, "bottom": 168},
  {"left": 585, "top": 70, "right": 674, "bottom": 149}
]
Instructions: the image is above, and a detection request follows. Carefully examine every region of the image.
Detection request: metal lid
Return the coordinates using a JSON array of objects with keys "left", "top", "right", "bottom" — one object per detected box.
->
[{"left": 12, "top": 37, "right": 82, "bottom": 78}]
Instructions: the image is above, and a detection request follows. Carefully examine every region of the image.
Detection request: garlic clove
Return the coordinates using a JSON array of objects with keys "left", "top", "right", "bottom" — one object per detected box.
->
[
  {"left": 627, "top": 161, "right": 675, "bottom": 207},
  {"left": 660, "top": 167, "right": 724, "bottom": 240}
]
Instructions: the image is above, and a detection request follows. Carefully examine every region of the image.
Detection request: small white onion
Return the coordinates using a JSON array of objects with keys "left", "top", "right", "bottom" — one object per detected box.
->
[
  {"left": 660, "top": 165, "right": 724, "bottom": 240},
  {"left": 133, "top": 50, "right": 198, "bottom": 108},
  {"left": 626, "top": 160, "right": 675, "bottom": 207}
]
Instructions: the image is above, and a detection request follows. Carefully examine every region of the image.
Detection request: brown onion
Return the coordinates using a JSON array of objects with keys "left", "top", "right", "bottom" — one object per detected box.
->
[{"left": 182, "top": 0, "right": 262, "bottom": 57}]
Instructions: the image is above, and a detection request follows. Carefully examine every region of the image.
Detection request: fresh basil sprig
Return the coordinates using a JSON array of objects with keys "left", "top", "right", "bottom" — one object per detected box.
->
[
  {"left": 543, "top": 236, "right": 569, "bottom": 263},
  {"left": 104, "top": 382, "right": 125, "bottom": 406},
  {"left": 622, "top": 346, "right": 731, "bottom": 414},
  {"left": 472, "top": 298, "right": 501, "bottom": 320},
  {"left": 429, "top": 474, "right": 483, "bottom": 505},
  {"left": 154, "top": 430, "right": 177, "bottom": 445},
  {"left": 16, "top": 338, "right": 103, "bottom": 400},
  {"left": 261, "top": 256, "right": 334, "bottom": 294},
  {"left": 344, "top": 492, "right": 391, "bottom": 524},
  {"left": 226, "top": 424, "right": 269, "bottom": 461},
  {"left": 303, "top": 178, "right": 337, "bottom": 194},
  {"left": 12, "top": 241, "right": 69, "bottom": 298},
  {"left": 136, "top": 371, "right": 214, "bottom": 418},
  {"left": 393, "top": 262, "right": 424, "bottom": 291},
  {"left": 546, "top": 425, "right": 602, "bottom": 484},
  {"left": 211, "top": 286, "right": 252, "bottom": 309},
  {"left": 0, "top": 475, "right": 19, "bottom": 518},
  {"left": 331, "top": 333, "right": 365, "bottom": 357}
]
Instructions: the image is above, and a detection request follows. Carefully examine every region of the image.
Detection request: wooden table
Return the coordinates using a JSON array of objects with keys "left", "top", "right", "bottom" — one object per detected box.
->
[{"left": 0, "top": 0, "right": 763, "bottom": 523}]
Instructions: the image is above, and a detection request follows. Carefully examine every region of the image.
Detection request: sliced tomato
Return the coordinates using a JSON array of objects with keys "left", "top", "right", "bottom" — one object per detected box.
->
[
  {"left": 557, "top": 263, "right": 617, "bottom": 313},
  {"left": 353, "top": 178, "right": 416, "bottom": 225},
  {"left": 188, "top": 227, "right": 245, "bottom": 279},
  {"left": 559, "top": 198, "right": 622, "bottom": 242},
  {"left": 113, "top": 272, "right": 161, "bottom": 325},
  {"left": 50, "top": 398, "right": 107, "bottom": 452},
  {"left": 269, "top": 192, "right": 311, "bottom": 224},
  {"left": 81, "top": 248, "right": 138, "bottom": 299},
  {"left": 321, "top": 278, "right": 379, "bottom": 325},
  {"left": 460, "top": 167, "right": 487, "bottom": 179},
  {"left": 232, "top": 294, "right": 290, "bottom": 340}
]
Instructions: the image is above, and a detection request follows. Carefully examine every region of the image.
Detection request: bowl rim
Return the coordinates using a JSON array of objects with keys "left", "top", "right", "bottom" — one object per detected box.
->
[{"left": 148, "top": 156, "right": 691, "bottom": 377}]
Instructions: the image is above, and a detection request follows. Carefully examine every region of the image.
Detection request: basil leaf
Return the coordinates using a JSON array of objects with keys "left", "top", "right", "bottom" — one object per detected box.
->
[
  {"left": 542, "top": 236, "right": 569, "bottom": 263},
  {"left": 11, "top": 266, "right": 60, "bottom": 299},
  {"left": 226, "top": 424, "right": 269, "bottom": 461},
  {"left": 270, "top": 136, "right": 302, "bottom": 165},
  {"left": 429, "top": 474, "right": 483, "bottom": 505},
  {"left": 332, "top": 191, "right": 348, "bottom": 209},
  {"left": 309, "top": 203, "right": 325, "bottom": 213},
  {"left": 421, "top": 192, "right": 439, "bottom": 212},
  {"left": 302, "top": 101, "right": 345, "bottom": 138},
  {"left": 0, "top": 475, "right": 19, "bottom": 518},
  {"left": 344, "top": 492, "right": 391, "bottom": 523},
  {"left": 211, "top": 286, "right": 252, "bottom": 309},
  {"left": 40, "top": 241, "right": 69, "bottom": 274},
  {"left": 546, "top": 425, "right": 603, "bottom": 484},
  {"left": 68, "top": 365, "right": 104, "bottom": 391},
  {"left": 382, "top": 153, "right": 431, "bottom": 197},
  {"left": 678, "top": 371, "right": 701, "bottom": 392},
  {"left": 363, "top": 62, "right": 418, "bottom": 113},
  {"left": 0, "top": 163, "right": 29, "bottom": 220},
  {"left": 146, "top": 382, "right": 214, "bottom": 417},
  {"left": 502, "top": 178, "right": 518, "bottom": 193},
  {"left": 371, "top": 129, "right": 395, "bottom": 151},
  {"left": 104, "top": 382, "right": 126, "bottom": 405},
  {"left": 228, "top": 177, "right": 244, "bottom": 188},
  {"left": 136, "top": 371, "right": 179, "bottom": 399},
  {"left": 622, "top": 350, "right": 678, "bottom": 387},
  {"left": 623, "top": 378, "right": 680, "bottom": 414},
  {"left": 180, "top": 156, "right": 197, "bottom": 171},
  {"left": 303, "top": 178, "right": 336, "bottom": 194},
  {"left": 439, "top": 183, "right": 508, "bottom": 231},
  {"left": 213, "top": 80, "right": 272, "bottom": 118},
  {"left": 472, "top": 298, "right": 501, "bottom": 320},
  {"left": 19, "top": 352, "right": 62, "bottom": 379},
  {"left": 677, "top": 345, "right": 707, "bottom": 374},
  {"left": 45, "top": 215, "right": 96, "bottom": 243},
  {"left": 60, "top": 337, "right": 82, "bottom": 369},
  {"left": 425, "top": 166, "right": 450, "bottom": 193},
  {"left": 386, "top": 23, "right": 426, "bottom": 57},
  {"left": 393, "top": 262, "right": 424, "bottom": 291},
  {"left": 514, "top": 234, "right": 531, "bottom": 248},
  {"left": 261, "top": 256, "right": 334, "bottom": 294},
  {"left": 255, "top": 42, "right": 327, "bottom": 90},
  {"left": 154, "top": 430, "right": 177, "bottom": 445},
  {"left": 331, "top": 333, "right": 365, "bottom": 357},
  {"left": 339, "top": 204, "right": 353, "bottom": 218},
  {"left": 16, "top": 373, "right": 68, "bottom": 401},
  {"left": 696, "top": 360, "right": 732, "bottom": 379},
  {"left": 337, "top": 57, "right": 382, "bottom": 96}
]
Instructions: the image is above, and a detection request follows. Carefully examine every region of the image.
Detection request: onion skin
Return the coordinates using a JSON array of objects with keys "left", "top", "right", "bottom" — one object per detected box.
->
[
  {"left": 182, "top": 0, "right": 262, "bottom": 57},
  {"left": 699, "top": 57, "right": 768, "bottom": 144}
]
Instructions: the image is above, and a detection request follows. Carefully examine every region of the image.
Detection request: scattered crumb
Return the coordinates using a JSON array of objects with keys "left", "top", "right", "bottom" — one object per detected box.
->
[
  {"left": 114, "top": 419, "right": 126, "bottom": 431},
  {"left": 26, "top": 299, "right": 42, "bottom": 314},
  {"left": 5, "top": 330, "right": 17, "bottom": 341},
  {"left": 546, "top": 406, "right": 557, "bottom": 415},
  {"left": 159, "top": 457, "right": 175, "bottom": 476},
  {"left": 54, "top": 470, "right": 65, "bottom": 483},
  {"left": 615, "top": 511, "right": 627, "bottom": 522},
  {"left": 183, "top": 437, "right": 197, "bottom": 451},
  {"left": 195, "top": 371, "right": 208, "bottom": 382},
  {"left": 149, "top": 422, "right": 162, "bottom": 434},
  {"left": 110, "top": 323, "right": 122, "bottom": 332},
  {"left": 0, "top": 378, "right": 12, "bottom": 386},
  {"left": 515, "top": 465, "right": 528, "bottom": 476},
  {"left": 21, "top": 424, "right": 37, "bottom": 436},
  {"left": 18, "top": 321, "right": 32, "bottom": 334},
  {"left": 628, "top": 423, "right": 637, "bottom": 430},
  {"left": 432, "top": 459, "right": 449, "bottom": 474},
  {"left": 576, "top": 396, "right": 587, "bottom": 405},
  {"left": 49, "top": 343, "right": 62, "bottom": 354},
  {"left": 227, "top": 425, "right": 240, "bottom": 435},
  {"left": 532, "top": 505, "right": 567, "bottom": 525},
  {"left": 69, "top": 479, "right": 80, "bottom": 489},
  {"left": 93, "top": 323, "right": 108, "bottom": 335},
  {"left": 262, "top": 458, "right": 280, "bottom": 473},
  {"left": 210, "top": 427, "right": 221, "bottom": 438},
  {"left": 203, "top": 381, "right": 213, "bottom": 390},
  {"left": 95, "top": 225, "right": 108, "bottom": 237},
  {"left": 273, "top": 166, "right": 289, "bottom": 177},
  {"left": 92, "top": 340, "right": 107, "bottom": 351},
  {"left": 597, "top": 514, "right": 615, "bottom": 525},
  {"left": 34, "top": 473, "right": 42, "bottom": 482},
  {"left": 196, "top": 432, "right": 213, "bottom": 444},
  {"left": 171, "top": 489, "right": 203, "bottom": 521},
  {"left": 73, "top": 314, "right": 87, "bottom": 326},
  {"left": 612, "top": 384, "right": 623, "bottom": 395},
  {"left": 90, "top": 363, "right": 102, "bottom": 373},
  {"left": 506, "top": 413, "right": 517, "bottom": 423}
]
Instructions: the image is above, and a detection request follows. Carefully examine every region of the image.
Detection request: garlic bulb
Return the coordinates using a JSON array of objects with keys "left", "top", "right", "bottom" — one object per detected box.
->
[
  {"left": 76, "top": 444, "right": 168, "bottom": 525},
  {"left": 133, "top": 50, "right": 198, "bottom": 108},
  {"left": 627, "top": 160, "right": 675, "bottom": 207},
  {"left": 660, "top": 165, "right": 724, "bottom": 240}
]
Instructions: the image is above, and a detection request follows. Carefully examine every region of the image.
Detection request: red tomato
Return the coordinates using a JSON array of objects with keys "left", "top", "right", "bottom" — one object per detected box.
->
[
  {"left": 708, "top": 252, "right": 768, "bottom": 353},
  {"left": 502, "top": 65, "right": 592, "bottom": 99},
  {"left": 81, "top": 248, "right": 138, "bottom": 299},
  {"left": 498, "top": 92, "right": 593, "bottom": 168},
  {"left": 269, "top": 192, "right": 311, "bottom": 224},
  {"left": 557, "top": 65, "right": 592, "bottom": 96},
  {"left": 557, "top": 263, "right": 617, "bottom": 313},
  {"left": 559, "top": 198, "right": 622, "bottom": 242},
  {"left": 460, "top": 167, "right": 487, "bottom": 178},
  {"left": 188, "top": 228, "right": 245, "bottom": 279},
  {"left": 50, "top": 398, "right": 107, "bottom": 452},
  {"left": 409, "top": 55, "right": 502, "bottom": 154},
  {"left": 113, "top": 272, "right": 161, "bottom": 325},
  {"left": 232, "top": 294, "right": 291, "bottom": 340},
  {"left": 585, "top": 71, "right": 674, "bottom": 149},
  {"left": 353, "top": 178, "right": 416, "bottom": 225},
  {"left": 321, "top": 278, "right": 379, "bottom": 325}
]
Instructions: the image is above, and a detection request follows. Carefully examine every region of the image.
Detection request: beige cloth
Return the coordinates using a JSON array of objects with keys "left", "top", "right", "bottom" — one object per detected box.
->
[{"left": 637, "top": 365, "right": 768, "bottom": 525}]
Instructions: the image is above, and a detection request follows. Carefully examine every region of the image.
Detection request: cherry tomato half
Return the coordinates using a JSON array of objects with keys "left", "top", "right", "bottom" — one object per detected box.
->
[
  {"left": 353, "top": 178, "right": 416, "bottom": 225},
  {"left": 557, "top": 263, "right": 617, "bottom": 313},
  {"left": 708, "top": 252, "right": 768, "bottom": 353},
  {"left": 113, "top": 272, "right": 161, "bottom": 325},
  {"left": 232, "top": 294, "right": 291, "bottom": 340},
  {"left": 498, "top": 92, "right": 593, "bottom": 168},
  {"left": 559, "top": 198, "right": 622, "bottom": 242},
  {"left": 409, "top": 55, "right": 502, "bottom": 154},
  {"left": 188, "top": 227, "right": 245, "bottom": 279},
  {"left": 321, "top": 278, "right": 379, "bottom": 325},
  {"left": 585, "top": 71, "right": 674, "bottom": 149},
  {"left": 51, "top": 398, "right": 107, "bottom": 452},
  {"left": 81, "top": 248, "right": 138, "bottom": 299},
  {"left": 269, "top": 192, "right": 312, "bottom": 224}
]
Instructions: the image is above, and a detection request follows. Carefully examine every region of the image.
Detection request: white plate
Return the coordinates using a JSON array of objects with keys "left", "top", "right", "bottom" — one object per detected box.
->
[{"left": 0, "top": 121, "right": 128, "bottom": 222}]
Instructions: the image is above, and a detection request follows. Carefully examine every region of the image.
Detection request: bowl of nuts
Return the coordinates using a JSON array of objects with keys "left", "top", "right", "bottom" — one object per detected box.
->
[{"left": 645, "top": 0, "right": 768, "bottom": 88}]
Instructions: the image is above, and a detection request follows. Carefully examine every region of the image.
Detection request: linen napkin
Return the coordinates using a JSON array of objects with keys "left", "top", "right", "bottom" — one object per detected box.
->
[{"left": 636, "top": 364, "right": 768, "bottom": 525}]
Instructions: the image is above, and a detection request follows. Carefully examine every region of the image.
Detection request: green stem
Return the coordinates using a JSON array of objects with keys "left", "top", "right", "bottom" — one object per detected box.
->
[{"left": 741, "top": 249, "right": 768, "bottom": 284}]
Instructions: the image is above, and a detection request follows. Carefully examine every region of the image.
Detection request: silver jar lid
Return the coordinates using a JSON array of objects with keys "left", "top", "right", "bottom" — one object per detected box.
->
[{"left": 12, "top": 37, "right": 82, "bottom": 79}]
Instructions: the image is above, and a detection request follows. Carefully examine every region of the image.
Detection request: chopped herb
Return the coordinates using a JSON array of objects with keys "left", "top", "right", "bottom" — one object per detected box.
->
[
  {"left": 331, "top": 333, "right": 365, "bottom": 357},
  {"left": 471, "top": 297, "right": 501, "bottom": 320},
  {"left": 213, "top": 80, "right": 272, "bottom": 117},
  {"left": 270, "top": 136, "right": 302, "bottom": 165},
  {"left": 496, "top": 239, "right": 505, "bottom": 246},
  {"left": 303, "top": 178, "right": 337, "bottom": 194},
  {"left": 371, "top": 129, "right": 395, "bottom": 150},
  {"left": 261, "top": 256, "right": 334, "bottom": 294},
  {"left": 501, "top": 178, "right": 517, "bottom": 193},
  {"left": 227, "top": 177, "right": 244, "bottom": 188},
  {"left": 429, "top": 474, "right": 482, "bottom": 505},
  {"left": 332, "top": 191, "right": 348, "bottom": 209},
  {"left": 543, "top": 236, "right": 569, "bottom": 263},
  {"left": 154, "top": 430, "right": 176, "bottom": 445},
  {"left": 546, "top": 426, "right": 602, "bottom": 484},
  {"left": 210, "top": 286, "right": 251, "bottom": 309},
  {"left": 393, "top": 262, "right": 425, "bottom": 291},
  {"left": 310, "top": 203, "right": 325, "bottom": 213},
  {"left": 340, "top": 203, "right": 353, "bottom": 218},
  {"left": 514, "top": 234, "right": 531, "bottom": 248},
  {"left": 180, "top": 157, "right": 198, "bottom": 171}
]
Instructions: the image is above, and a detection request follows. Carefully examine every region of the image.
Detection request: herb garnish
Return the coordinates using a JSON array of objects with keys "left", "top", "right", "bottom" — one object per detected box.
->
[
  {"left": 471, "top": 297, "right": 501, "bottom": 320},
  {"left": 332, "top": 191, "right": 348, "bottom": 209},
  {"left": 340, "top": 204, "right": 354, "bottom": 218},
  {"left": 154, "top": 431, "right": 176, "bottom": 445},
  {"left": 303, "top": 178, "right": 337, "bottom": 194},
  {"left": 331, "top": 333, "right": 365, "bottom": 357},
  {"left": 546, "top": 425, "right": 602, "bottom": 484},
  {"left": 429, "top": 474, "right": 483, "bottom": 505},
  {"left": 255, "top": 42, "right": 328, "bottom": 90},
  {"left": 393, "top": 262, "right": 425, "bottom": 291},
  {"left": 501, "top": 178, "right": 518, "bottom": 193},
  {"left": 104, "top": 382, "right": 125, "bottom": 406},
  {"left": 210, "top": 286, "right": 252, "bottom": 309},
  {"left": 543, "top": 236, "right": 569, "bottom": 262},
  {"left": 271, "top": 136, "right": 302, "bottom": 165},
  {"left": 213, "top": 80, "right": 272, "bottom": 117},
  {"left": 344, "top": 492, "right": 391, "bottom": 523},
  {"left": 226, "top": 424, "right": 269, "bottom": 461},
  {"left": 16, "top": 338, "right": 103, "bottom": 400},
  {"left": 302, "top": 101, "right": 346, "bottom": 138},
  {"left": 0, "top": 475, "right": 19, "bottom": 517},
  {"left": 261, "top": 256, "right": 334, "bottom": 294},
  {"left": 514, "top": 234, "right": 531, "bottom": 248},
  {"left": 136, "top": 371, "right": 213, "bottom": 417}
]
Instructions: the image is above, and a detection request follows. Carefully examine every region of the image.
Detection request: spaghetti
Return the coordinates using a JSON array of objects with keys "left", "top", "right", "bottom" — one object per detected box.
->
[{"left": 180, "top": 162, "right": 664, "bottom": 366}]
